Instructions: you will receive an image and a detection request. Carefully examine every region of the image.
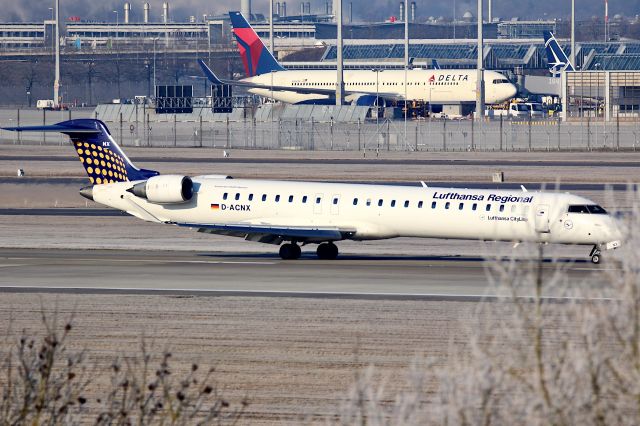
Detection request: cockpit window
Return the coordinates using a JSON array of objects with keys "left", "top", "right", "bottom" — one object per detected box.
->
[
  {"left": 587, "top": 205, "right": 607, "bottom": 214},
  {"left": 568, "top": 205, "right": 589, "bottom": 214},
  {"left": 492, "top": 79, "right": 510, "bottom": 84},
  {"left": 568, "top": 204, "right": 607, "bottom": 214}
]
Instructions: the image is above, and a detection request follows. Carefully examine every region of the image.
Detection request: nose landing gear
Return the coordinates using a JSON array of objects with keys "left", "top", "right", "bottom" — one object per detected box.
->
[{"left": 590, "top": 245, "right": 602, "bottom": 264}]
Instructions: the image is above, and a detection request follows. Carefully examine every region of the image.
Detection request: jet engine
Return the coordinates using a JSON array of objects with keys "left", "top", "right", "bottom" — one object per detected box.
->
[{"left": 130, "top": 175, "right": 193, "bottom": 204}]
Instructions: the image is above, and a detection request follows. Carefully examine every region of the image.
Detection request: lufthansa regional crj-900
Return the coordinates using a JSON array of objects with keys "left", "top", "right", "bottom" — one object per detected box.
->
[
  {"left": 4, "top": 120, "right": 621, "bottom": 263},
  {"left": 197, "top": 12, "right": 518, "bottom": 106}
]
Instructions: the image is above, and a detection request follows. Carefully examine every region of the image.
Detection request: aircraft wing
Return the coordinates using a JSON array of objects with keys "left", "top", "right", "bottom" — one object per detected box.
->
[{"left": 177, "top": 222, "right": 356, "bottom": 245}]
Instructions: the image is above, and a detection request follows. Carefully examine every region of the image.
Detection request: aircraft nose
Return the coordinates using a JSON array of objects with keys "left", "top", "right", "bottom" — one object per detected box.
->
[{"left": 507, "top": 83, "right": 518, "bottom": 99}]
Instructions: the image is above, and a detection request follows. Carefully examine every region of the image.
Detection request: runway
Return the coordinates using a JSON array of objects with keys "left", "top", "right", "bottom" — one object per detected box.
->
[
  {"left": 4, "top": 154, "right": 640, "bottom": 168},
  {"left": 0, "top": 248, "right": 612, "bottom": 300}
]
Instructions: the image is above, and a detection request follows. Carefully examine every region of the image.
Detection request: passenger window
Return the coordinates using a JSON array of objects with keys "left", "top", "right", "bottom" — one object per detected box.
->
[
  {"left": 378, "top": 199, "right": 383, "bottom": 207},
  {"left": 472, "top": 203, "right": 477, "bottom": 211},
  {"left": 235, "top": 193, "right": 240, "bottom": 201},
  {"left": 275, "top": 195, "right": 280, "bottom": 202},
  {"left": 432, "top": 201, "right": 437, "bottom": 209},
  {"left": 261, "top": 194, "right": 267, "bottom": 202},
  {"left": 459, "top": 203, "right": 464, "bottom": 210},
  {"left": 499, "top": 205, "right": 505, "bottom": 212},
  {"left": 486, "top": 204, "right": 491, "bottom": 212},
  {"left": 418, "top": 201, "right": 423, "bottom": 208},
  {"left": 223, "top": 192, "right": 228, "bottom": 200},
  {"left": 366, "top": 198, "right": 371, "bottom": 206},
  {"left": 404, "top": 200, "right": 409, "bottom": 208},
  {"left": 302, "top": 195, "right": 307, "bottom": 203},
  {"left": 316, "top": 197, "right": 321, "bottom": 204},
  {"left": 333, "top": 198, "right": 338, "bottom": 205},
  {"left": 248, "top": 194, "right": 254, "bottom": 201},
  {"left": 353, "top": 198, "right": 358, "bottom": 206},
  {"left": 288, "top": 195, "right": 294, "bottom": 202},
  {"left": 445, "top": 202, "right": 450, "bottom": 209},
  {"left": 391, "top": 200, "right": 396, "bottom": 207}
]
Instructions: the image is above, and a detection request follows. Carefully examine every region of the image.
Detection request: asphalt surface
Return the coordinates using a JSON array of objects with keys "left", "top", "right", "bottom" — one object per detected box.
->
[
  {"left": 0, "top": 248, "right": 612, "bottom": 300},
  {"left": 4, "top": 155, "right": 640, "bottom": 168}
]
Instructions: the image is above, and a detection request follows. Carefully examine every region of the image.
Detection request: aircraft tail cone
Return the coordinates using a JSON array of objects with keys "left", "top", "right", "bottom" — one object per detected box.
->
[{"left": 79, "top": 186, "right": 94, "bottom": 201}]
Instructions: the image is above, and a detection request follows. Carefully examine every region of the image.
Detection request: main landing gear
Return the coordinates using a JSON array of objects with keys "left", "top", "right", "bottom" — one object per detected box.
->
[
  {"left": 316, "top": 242, "right": 339, "bottom": 260},
  {"left": 278, "top": 242, "right": 340, "bottom": 260},
  {"left": 590, "top": 245, "right": 602, "bottom": 264},
  {"left": 279, "top": 243, "right": 302, "bottom": 260}
]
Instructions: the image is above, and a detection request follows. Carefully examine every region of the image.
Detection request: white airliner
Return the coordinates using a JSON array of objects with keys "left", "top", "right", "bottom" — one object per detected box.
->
[
  {"left": 197, "top": 12, "right": 518, "bottom": 106},
  {"left": 4, "top": 119, "right": 621, "bottom": 263}
]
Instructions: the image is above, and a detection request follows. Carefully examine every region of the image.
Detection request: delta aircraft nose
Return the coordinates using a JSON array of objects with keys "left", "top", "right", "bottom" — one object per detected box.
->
[{"left": 508, "top": 83, "right": 518, "bottom": 99}]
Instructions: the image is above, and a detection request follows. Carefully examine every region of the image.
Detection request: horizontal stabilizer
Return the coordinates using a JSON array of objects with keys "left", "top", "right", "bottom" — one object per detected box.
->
[
  {"left": 3, "top": 123, "right": 100, "bottom": 134},
  {"left": 197, "top": 59, "right": 223, "bottom": 85}
]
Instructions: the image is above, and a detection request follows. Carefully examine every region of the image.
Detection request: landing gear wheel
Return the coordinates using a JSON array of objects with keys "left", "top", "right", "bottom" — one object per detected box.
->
[
  {"left": 589, "top": 245, "right": 602, "bottom": 264},
  {"left": 279, "top": 243, "right": 301, "bottom": 260},
  {"left": 316, "top": 242, "right": 339, "bottom": 260}
]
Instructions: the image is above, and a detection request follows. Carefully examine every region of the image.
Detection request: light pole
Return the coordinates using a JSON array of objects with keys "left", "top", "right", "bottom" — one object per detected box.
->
[
  {"left": 53, "top": 0, "right": 60, "bottom": 109},
  {"left": 570, "top": 0, "right": 575, "bottom": 68},
  {"left": 404, "top": 0, "right": 408, "bottom": 149},
  {"left": 48, "top": 7, "right": 54, "bottom": 51},
  {"left": 153, "top": 37, "right": 159, "bottom": 97},
  {"left": 113, "top": 10, "right": 118, "bottom": 44},
  {"left": 374, "top": 69, "right": 384, "bottom": 129}
]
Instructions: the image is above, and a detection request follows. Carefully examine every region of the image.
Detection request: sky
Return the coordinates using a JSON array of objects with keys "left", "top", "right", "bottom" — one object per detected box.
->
[{"left": 1, "top": 0, "right": 639, "bottom": 23}]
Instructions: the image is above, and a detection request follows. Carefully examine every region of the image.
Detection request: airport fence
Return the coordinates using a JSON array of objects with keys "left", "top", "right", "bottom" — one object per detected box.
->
[{"left": 1, "top": 108, "right": 640, "bottom": 152}]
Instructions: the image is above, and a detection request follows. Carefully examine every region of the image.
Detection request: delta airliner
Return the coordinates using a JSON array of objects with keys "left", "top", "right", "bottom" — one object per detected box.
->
[
  {"left": 4, "top": 119, "right": 621, "bottom": 263},
  {"left": 198, "top": 12, "right": 518, "bottom": 106}
]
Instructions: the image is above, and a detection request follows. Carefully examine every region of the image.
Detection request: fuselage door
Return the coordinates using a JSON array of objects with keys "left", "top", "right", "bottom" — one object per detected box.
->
[
  {"left": 535, "top": 204, "right": 551, "bottom": 233},
  {"left": 314, "top": 193, "right": 323, "bottom": 215},
  {"left": 330, "top": 194, "right": 341, "bottom": 215}
]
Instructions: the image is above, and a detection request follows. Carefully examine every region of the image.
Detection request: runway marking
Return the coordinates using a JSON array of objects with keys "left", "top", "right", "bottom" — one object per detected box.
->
[
  {"left": 0, "top": 286, "right": 619, "bottom": 303},
  {"left": 3, "top": 257, "right": 276, "bottom": 266},
  {"left": 0, "top": 264, "right": 26, "bottom": 268}
]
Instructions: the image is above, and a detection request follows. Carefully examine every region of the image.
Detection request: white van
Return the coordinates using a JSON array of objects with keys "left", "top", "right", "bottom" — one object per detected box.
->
[
  {"left": 507, "top": 103, "right": 545, "bottom": 118},
  {"left": 36, "top": 99, "right": 55, "bottom": 110}
]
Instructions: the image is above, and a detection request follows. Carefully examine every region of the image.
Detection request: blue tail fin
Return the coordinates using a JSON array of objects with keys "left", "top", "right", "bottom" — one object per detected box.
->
[
  {"left": 3, "top": 119, "right": 159, "bottom": 184},
  {"left": 228, "top": 11, "right": 285, "bottom": 77},
  {"left": 198, "top": 59, "right": 223, "bottom": 85},
  {"left": 543, "top": 31, "right": 575, "bottom": 77},
  {"left": 431, "top": 59, "right": 441, "bottom": 70}
]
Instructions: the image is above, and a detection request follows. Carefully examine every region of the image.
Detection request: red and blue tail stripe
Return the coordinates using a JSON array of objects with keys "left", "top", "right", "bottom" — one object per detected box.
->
[{"left": 229, "top": 11, "right": 285, "bottom": 77}]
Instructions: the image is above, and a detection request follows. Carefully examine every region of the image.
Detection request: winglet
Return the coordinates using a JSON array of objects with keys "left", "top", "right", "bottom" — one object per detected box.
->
[
  {"left": 197, "top": 59, "right": 223, "bottom": 85},
  {"left": 521, "top": 185, "right": 528, "bottom": 192},
  {"left": 420, "top": 181, "right": 428, "bottom": 188}
]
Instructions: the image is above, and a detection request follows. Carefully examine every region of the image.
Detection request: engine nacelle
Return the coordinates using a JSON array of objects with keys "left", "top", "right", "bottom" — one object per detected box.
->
[{"left": 130, "top": 175, "right": 193, "bottom": 204}]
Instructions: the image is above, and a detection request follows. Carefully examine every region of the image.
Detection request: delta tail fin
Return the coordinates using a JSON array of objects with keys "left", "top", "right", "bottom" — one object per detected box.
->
[
  {"left": 543, "top": 31, "right": 575, "bottom": 77},
  {"left": 3, "top": 119, "right": 159, "bottom": 185},
  {"left": 431, "top": 59, "right": 441, "bottom": 70},
  {"left": 229, "top": 11, "right": 286, "bottom": 77}
]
